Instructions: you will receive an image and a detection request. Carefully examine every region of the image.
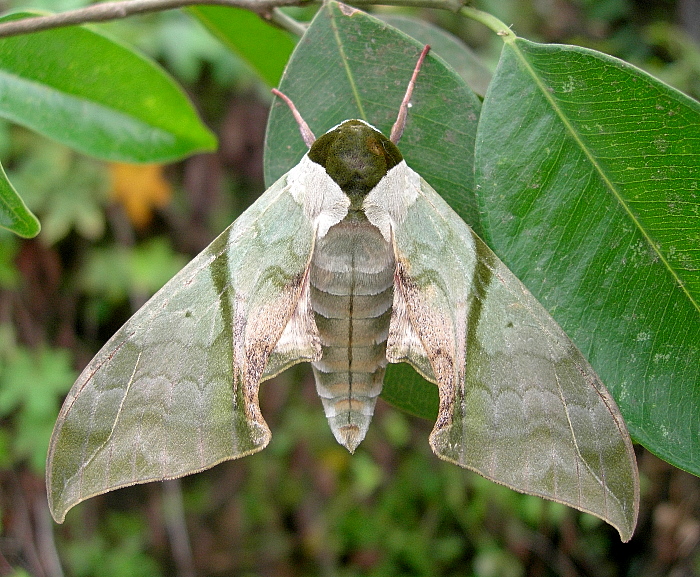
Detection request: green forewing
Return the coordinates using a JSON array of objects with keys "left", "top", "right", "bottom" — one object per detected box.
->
[
  {"left": 388, "top": 175, "right": 639, "bottom": 541},
  {"left": 47, "top": 173, "right": 315, "bottom": 522}
]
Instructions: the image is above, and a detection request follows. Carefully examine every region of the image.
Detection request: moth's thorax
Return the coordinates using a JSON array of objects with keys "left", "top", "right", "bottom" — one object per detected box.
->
[{"left": 308, "top": 120, "right": 402, "bottom": 208}]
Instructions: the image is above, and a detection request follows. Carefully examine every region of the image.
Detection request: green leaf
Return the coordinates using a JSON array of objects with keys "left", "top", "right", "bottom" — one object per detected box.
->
[
  {"left": 264, "top": 2, "right": 482, "bottom": 420},
  {"left": 188, "top": 6, "right": 296, "bottom": 87},
  {"left": 0, "top": 11, "right": 216, "bottom": 162},
  {"left": 0, "top": 160, "right": 39, "bottom": 237},
  {"left": 379, "top": 15, "right": 492, "bottom": 96},
  {"left": 474, "top": 38, "right": 700, "bottom": 475}
]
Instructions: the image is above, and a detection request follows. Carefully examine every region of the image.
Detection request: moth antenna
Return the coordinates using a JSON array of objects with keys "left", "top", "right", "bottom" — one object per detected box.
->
[
  {"left": 390, "top": 44, "right": 430, "bottom": 145},
  {"left": 271, "top": 88, "right": 317, "bottom": 148}
]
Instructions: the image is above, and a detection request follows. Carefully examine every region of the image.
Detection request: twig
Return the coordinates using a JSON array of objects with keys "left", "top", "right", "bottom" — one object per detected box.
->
[
  {"left": 0, "top": 0, "right": 468, "bottom": 39},
  {"left": 32, "top": 491, "right": 65, "bottom": 577},
  {"left": 268, "top": 7, "right": 308, "bottom": 37},
  {"left": 162, "top": 479, "right": 195, "bottom": 577},
  {"left": 459, "top": 6, "right": 515, "bottom": 40},
  {"left": 0, "top": 0, "right": 307, "bottom": 38}
]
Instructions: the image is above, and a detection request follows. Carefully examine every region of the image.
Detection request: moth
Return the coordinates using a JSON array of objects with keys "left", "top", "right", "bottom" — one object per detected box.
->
[{"left": 47, "top": 46, "right": 639, "bottom": 540}]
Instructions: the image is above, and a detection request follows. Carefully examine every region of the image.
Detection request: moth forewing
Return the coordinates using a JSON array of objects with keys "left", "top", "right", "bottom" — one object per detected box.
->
[
  {"left": 47, "top": 172, "right": 319, "bottom": 523},
  {"left": 386, "top": 173, "right": 639, "bottom": 542}
]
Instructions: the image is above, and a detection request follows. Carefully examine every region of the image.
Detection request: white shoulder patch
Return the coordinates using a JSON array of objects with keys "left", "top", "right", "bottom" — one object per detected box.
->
[
  {"left": 362, "top": 161, "right": 421, "bottom": 242},
  {"left": 287, "top": 155, "right": 350, "bottom": 238}
]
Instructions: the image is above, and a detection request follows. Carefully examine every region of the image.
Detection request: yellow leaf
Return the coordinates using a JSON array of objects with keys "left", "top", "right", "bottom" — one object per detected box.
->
[{"left": 109, "top": 163, "right": 171, "bottom": 228}]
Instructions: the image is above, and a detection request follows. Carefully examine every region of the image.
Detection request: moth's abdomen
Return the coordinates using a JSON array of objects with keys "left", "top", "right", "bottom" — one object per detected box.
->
[{"left": 310, "top": 218, "right": 394, "bottom": 452}]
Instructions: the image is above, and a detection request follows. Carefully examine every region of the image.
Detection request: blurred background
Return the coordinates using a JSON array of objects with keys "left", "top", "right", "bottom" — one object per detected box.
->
[{"left": 0, "top": 0, "right": 699, "bottom": 575}]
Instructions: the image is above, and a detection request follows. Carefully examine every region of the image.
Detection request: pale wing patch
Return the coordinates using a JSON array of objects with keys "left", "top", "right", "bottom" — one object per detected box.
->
[
  {"left": 363, "top": 161, "right": 420, "bottom": 241},
  {"left": 288, "top": 155, "right": 350, "bottom": 238}
]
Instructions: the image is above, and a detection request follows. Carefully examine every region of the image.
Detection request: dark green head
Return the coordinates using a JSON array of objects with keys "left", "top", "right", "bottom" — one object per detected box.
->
[{"left": 308, "top": 120, "right": 403, "bottom": 205}]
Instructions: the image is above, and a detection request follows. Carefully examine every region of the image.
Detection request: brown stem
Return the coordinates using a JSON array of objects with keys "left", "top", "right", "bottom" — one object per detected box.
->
[
  {"left": 0, "top": 0, "right": 307, "bottom": 38},
  {"left": 0, "top": 0, "right": 468, "bottom": 39}
]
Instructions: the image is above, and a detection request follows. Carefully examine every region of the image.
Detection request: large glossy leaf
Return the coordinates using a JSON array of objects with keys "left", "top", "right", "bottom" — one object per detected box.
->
[
  {"left": 188, "top": 6, "right": 296, "bottom": 87},
  {"left": 475, "top": 38, "right": 700, "bottom": 475},
  {"left": 0, "top": 161, "right": 39, "bottom": 238},
  {"left": 379, "top": 15, "right": 492, "bottom": 96},
  {"left": 264, "top": 2, "right": 482, "bottom": 420},
  {"left": 0, "top": 12, "right": 216, "bottom": 162}
]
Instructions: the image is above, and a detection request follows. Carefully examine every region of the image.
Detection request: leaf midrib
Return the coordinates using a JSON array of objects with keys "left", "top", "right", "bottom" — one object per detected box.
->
[
  {"left": 507, "top": 38, "right": 700, "bottom": 316},
  {"left": 329, "top": 4, "right": 366, "bottom": 121}
]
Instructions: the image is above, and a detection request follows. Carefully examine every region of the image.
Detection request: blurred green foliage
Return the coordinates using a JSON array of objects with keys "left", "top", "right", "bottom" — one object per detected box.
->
[
  {"left": 62, "top": 512, "right": 162, "bottom": 577},
  {"left": 80, "top": 238, "right": 188, "bottom": 304},
  {"left": 0, "top": 325, "right": 75, "bottom": 473},
  {"left": 0, "top": 0, "right": 698, "bottom": 575}
]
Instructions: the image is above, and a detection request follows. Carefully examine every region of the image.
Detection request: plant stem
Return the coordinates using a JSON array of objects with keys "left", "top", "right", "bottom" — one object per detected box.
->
[
  {"left": 0, "top": 0, "right": 468, "bottom": 38},
  {"left": 0, "top": 0, "right": 305, "bottom": 38},
  {"left": 460, "top": 6, "right": 515, "bottom": 41},
  {"left": 359, "top": 0, "right": 465, "bottom": 10},
  {"left": 269, "top": 8, "right": 307, "bottom": 37}
]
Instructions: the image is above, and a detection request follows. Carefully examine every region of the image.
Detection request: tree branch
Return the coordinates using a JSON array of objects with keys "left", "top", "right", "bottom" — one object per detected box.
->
[
  {"left": 0, "top": 0, "right": 305, "bottom": 38},
  {"left": 0, "top": 0, "right": 468, "bottom": 39},
  {"left": 269, "top": 7, "right": 308, "bottom": 36}
]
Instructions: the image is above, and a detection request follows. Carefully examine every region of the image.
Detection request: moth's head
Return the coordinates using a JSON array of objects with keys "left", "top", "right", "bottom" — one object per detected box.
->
[{"left": 308, "top": 120, "right": 403, "bottom": 201}]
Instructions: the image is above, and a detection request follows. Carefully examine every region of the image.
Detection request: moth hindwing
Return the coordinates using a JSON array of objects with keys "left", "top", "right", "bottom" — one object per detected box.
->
[{"left": 48, "top": 46, "right": 639, "bottom": 542}]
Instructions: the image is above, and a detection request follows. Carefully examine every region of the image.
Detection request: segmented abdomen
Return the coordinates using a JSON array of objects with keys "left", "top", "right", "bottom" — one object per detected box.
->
[{"left": 309, "top": 216, "right": 395, "bottom": 451}]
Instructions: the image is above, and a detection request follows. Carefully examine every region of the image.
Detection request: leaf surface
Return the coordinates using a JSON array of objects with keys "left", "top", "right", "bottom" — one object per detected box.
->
[
  {"left": 189, "top": 6, "right": 296, "bottom": 87},
  {"left": 0, "top": 161, "right": 39, "bottom": 238},
  {"left": 0, "top": 12, "right": 216, "bottom": 162},
  {"left": 475, "top": 38, "right": 700, "bottom": 475},
  {"left": 379, "top": 15, "right": 492, "bottom": 96}
]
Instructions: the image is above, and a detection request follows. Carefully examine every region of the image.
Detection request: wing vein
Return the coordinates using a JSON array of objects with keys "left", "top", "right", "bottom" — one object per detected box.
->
[{"left": 80, "top": 351, "right": 142, "bottom": 488}]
